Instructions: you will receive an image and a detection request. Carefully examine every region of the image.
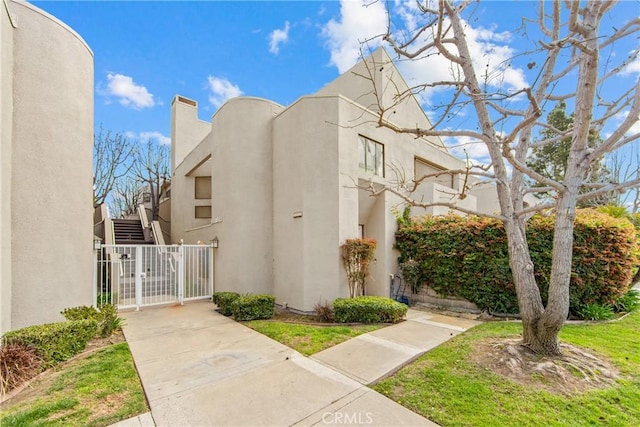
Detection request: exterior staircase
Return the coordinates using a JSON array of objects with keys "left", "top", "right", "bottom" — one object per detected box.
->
[{"left": 112, "top": 219, "right": 153, "bottom": 245}]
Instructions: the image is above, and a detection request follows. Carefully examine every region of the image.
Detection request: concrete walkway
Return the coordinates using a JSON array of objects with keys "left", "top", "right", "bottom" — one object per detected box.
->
[
  {"left": 117, "top": 302, "right": 479, "bottom": 427},
  {"left": 311, "top": 309, "right": 480, "bottom": 385}
]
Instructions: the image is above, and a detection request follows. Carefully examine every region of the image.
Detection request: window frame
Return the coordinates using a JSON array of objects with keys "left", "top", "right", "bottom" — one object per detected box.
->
[
  {"left": 358, "top": 136, "right": 385, "bottom": 177},
  {"left": 194, "top": 205, "right": 212, "bottom": 219},
  {"left": 194, "top": 176, "right": 212, "bottom": 200}
]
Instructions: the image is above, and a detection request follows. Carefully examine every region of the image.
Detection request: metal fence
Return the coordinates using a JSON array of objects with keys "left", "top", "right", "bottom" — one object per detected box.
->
[{"left": 94, "top": 244, "right": 213, "bottom": 310}]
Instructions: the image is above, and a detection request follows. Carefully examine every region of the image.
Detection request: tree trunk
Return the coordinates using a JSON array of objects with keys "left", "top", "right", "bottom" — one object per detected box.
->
[
  {"left": 503, "top": 219, "right": 565, "bottom": 355},
  {"left": 521, "top": 316, "right": 562, "bottom": 355}
]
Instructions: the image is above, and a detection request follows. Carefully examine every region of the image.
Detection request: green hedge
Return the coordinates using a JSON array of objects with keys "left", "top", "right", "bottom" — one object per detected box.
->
[
  {"left": 61, "top": 306, "right": 102, "bottom": 322},
  {"left": 212, "top": 292, "right": 241, "bottom": 316},
  {"left": 333, "top": 296, "right": 407, "bottom": 323},
  {"left": 2, "top": 320, "right": 98, "bottom": 366},
  {"left": 61, "top": 304, "right": 123, "bottom": 338},
  {"left": 231, "top": 294, "right": 275, "bottom": 321},
  {"left": 395, "top": 210, "right": 638, "bottom": 316}
]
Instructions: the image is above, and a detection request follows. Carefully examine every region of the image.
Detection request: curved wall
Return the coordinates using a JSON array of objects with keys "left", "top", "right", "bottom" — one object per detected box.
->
[
  {"left": 3, "top": 0, "right": 93, "bottom": 331},
  {"left": 211, "top": 98, "right": 283, "bottom": 295}
]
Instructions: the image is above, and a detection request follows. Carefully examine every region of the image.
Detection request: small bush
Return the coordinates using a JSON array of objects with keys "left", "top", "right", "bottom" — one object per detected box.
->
[
  {"left": 333, "top": 296, "right": 407, "bottom": 324},
  {"left": 61, "top": 304, "right": 123, "bottom": 338},
  {"left": 578, "top": 304, "right": 615, "bottom": 321},
  {"left": 612, "top": 289, "right": 640, "bottom": 313},
  {"left": 0, "top": 342, "right": 43, "bottom": 395},
  {"left": 231, "top": 294, "right": 275, "bottom": 321},
  {"left": 2, "top": 320, "right": 98, "bottom": 366},
  {"left": 61, "top": 306, "right": 101, "bottom": 322},
  {"left": 212, "top": 292, "right": 241, "bottom": 316},
  {"left": 314, "top": 300, "right": 335, "bottom": 323}
]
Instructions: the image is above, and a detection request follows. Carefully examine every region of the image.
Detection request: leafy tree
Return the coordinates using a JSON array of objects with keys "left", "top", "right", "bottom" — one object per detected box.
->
[{"left": 528, "top": 102, "right": 612, "bottom": 206}]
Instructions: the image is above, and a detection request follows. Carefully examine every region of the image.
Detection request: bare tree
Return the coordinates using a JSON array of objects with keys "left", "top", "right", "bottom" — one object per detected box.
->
[
  {"left": 131, "top": 140, "right": 170, "bottom": 221},
  {"left": 108, "top": 177, "right": 145, "bottom": 219},
  {"left": 363, "top": 1, "right": 639, "bottom": 355},
  {"left": 607, "top": 146, "right": 640, "bottom": 213},
  {"left": 93, "top": 126, "right": 135, "bottom": 207}
]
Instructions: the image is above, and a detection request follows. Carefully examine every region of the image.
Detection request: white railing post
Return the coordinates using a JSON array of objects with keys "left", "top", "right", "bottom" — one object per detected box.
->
[
  {"left": 135, "top": 246, "right": 143, "bottom": 310},
  {"left": 178, "top": 244, "right": 185, "bottom": 305},
  {"left": 209, "top": 244, "right": 215, "bottom": 296},
  {"left": 92, "top": 242, "right": 100, "bottom": 308}
]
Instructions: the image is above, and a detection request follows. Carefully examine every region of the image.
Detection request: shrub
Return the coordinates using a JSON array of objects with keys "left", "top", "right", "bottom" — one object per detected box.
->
[
  {"left": 2, "top": 320, "right": 98, "bottom": 366},
  {"left": 612, "top": 289, "right": 640, "bottom": 313},
  {"left": 212, "top": 292, "right": 241, "bottom": 316},
  {"left": 231, "top": 294, "right": 275, "bottom": 321},
  {"left": 333, "top": 296, "right": 407, "bottom": 324},
  {"left": 314, "top": 300, "right": 335, "bottom": 323},
  {"left": 0, "top": 342, "right": 43, "bottom": 395},
  {"left": 578, "top": 303, "right": 615, "bottom": 321},
  {"left": 61, "top": 306, "right": 101, "bottom": 322},
  {"left": 395, "top": 210, "right": 638, "bottom": 318},
  {"left": 61, "top": 304, "right": 123, "bottom": 338}
]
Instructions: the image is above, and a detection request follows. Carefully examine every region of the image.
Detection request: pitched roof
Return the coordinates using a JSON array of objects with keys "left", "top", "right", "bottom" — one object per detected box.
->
[{"left": 315, "top": 47, "right": 443, "bottom": 148}]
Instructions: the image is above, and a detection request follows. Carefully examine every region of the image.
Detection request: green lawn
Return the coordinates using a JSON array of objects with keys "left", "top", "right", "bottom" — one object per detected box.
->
[
  {"left": 373, "top": 311, "right": 640, "bottom": 427},
  {"left": 244, "top": 320, "right": 384, "bottom": 355},
  {"left": 0, "top": 343, "right": 148, "bottom": 427}
]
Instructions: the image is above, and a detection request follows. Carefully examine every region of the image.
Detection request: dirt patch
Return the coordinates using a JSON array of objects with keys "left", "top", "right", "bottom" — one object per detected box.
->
[
  {"left": 471, "top": 338, "right": 620, "bottom": 395},
  {"left": 86, "top": 391, "right": 129, "bottom": 422}
]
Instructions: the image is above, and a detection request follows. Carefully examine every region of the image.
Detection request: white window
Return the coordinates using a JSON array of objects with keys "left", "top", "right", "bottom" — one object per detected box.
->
[{"left": 359, "top": 136, "right": 384, "bottom": 177}]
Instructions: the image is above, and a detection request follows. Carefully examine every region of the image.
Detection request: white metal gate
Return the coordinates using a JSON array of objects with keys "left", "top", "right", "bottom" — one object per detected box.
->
[{"left": 94, "top": 244, "right": 214, "bottom": 309}]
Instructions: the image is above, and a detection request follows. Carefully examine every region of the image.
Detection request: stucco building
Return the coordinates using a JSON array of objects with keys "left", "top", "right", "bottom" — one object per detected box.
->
[
  {"left": 1, "top": 0, "right": 94, "bottom": 333},
  {"left": 169, "top": 48, "right": 499, "bottom": 313}
]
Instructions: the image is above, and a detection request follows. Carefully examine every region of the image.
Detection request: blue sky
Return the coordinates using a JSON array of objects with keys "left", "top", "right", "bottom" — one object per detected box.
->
[{"left": 33, "top": 0, "right": 639, "bottom": 171}]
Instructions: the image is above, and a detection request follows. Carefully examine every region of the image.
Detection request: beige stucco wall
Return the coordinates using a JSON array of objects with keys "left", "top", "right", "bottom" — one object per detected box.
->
[
  {"left": 317, "top": 48, "right": 444, "bottom": 149},
  {"left": 209, "top": 98, "right": 282, "bottom": 295},
  {"left": 171, "top": 96, "right": 210, "bottom": 174},
  {"left": 170, "top": 49, "right": 501, "bottom": 314},
  {"left": 271, "top": 93, "right": 480, "bottom": 311},
  {"left": 1, "top": 0, "right": 94, "bottom": 333},
  {"left": 274, "top": 96, "right": 347, "bottom": 310},
  {"left": 171, "top": 96, "right": 284, "bottom": 297},
  {"left": 1, "top": 0, "right": 15, "bottom": 335}
]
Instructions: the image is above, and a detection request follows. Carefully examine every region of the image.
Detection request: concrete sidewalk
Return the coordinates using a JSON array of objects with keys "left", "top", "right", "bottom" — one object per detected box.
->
[
  {"left": 311, "top": 309, "right": 480, "bottom": 385},
  {"left": 118, "top": 302, "right": 478, "bottom": 426}
]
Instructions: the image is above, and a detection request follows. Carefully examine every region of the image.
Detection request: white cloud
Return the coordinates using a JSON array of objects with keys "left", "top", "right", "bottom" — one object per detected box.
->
[
  {"left": 321, "top": 0, "right": 388, "bottom": 73},
  {"left": 206, "top": 76, "right": 243, "bottom": 108},
  {"left": 125, "top": 131, "right": 170, "bottom": 145},
  {"left": 140, "top": 131, "right": 171, "bottom": 145},
  {"left": 394, "top": 19, "right": 527, "bottom": 105},
  {"left": 613, "top": 110, "right": 640, "bottom": 137},
  {"left": 105, "top": 73, "right": 155, "bottom": 109},
  {"left": 269, "top": 21, "right": 290, "bottom": 55},
  {"left": 322, "top": 2, "right": 527, "bottom": 103},
  {"left": 620, "top": 52, "right": 640, "bottom": 76},
  {"left": 444, "top": 135, "right": 492, "bottom": 165}
]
